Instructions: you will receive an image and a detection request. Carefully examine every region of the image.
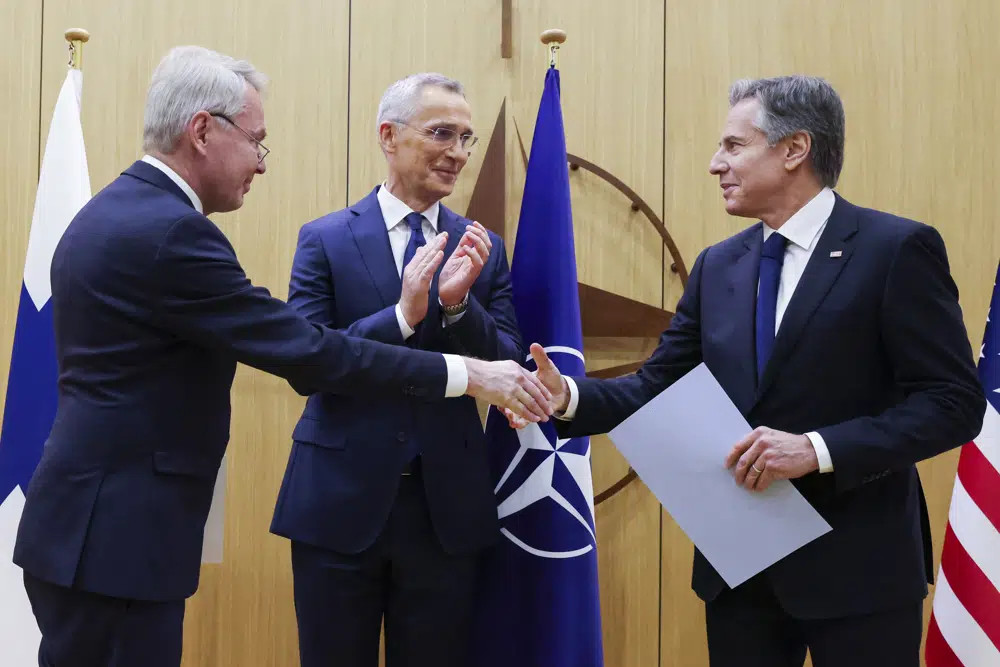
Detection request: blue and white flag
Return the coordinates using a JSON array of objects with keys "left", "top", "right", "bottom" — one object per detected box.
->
[
  {"left": 471, "top": 66, "right": 604, "bottom": 666},
  {"left": 0, "top": 68, "right": 90, "bottom": 665}
]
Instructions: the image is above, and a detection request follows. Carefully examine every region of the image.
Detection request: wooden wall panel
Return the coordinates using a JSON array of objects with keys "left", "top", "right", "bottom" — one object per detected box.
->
[
  {"left": 0, "top": 0, "right": 41, "bottom": 436},
  {"left": 663, "top": 1, "right": 1000, "bottom": 665},
  {"left": 347, "top": 0, "right": 508, "bottom": 212}
]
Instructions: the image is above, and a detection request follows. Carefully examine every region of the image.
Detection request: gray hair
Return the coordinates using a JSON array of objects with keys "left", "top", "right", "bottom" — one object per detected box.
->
[
  {"left": 728, "top": 75, "right": 845, "bottom": 188},
  {"left": 142, "top": 46, "right": 268, "bottom": 153},
  {"left": 375, "top": 72, "right": 465, "bottom": 134}
]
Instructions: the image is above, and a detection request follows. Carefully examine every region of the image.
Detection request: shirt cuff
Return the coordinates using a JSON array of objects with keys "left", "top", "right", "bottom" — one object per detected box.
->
[
  {"left": 440, "top": 294, "right": 469, "bottom": 327},
  {"left": 443, "top": 310, "right": 467, "bottom": 326},
  {"left": 555, "top": 376, "right": 580, "bottom": 421},
  {"left": 395, "top": 303, "right": 415, "bottom": 340},
  {"left": 442, "top": 354, "right": 468, "bottom": 398},
  {"left": 806, "top": 431, "right": 834, "bottom": 473}
]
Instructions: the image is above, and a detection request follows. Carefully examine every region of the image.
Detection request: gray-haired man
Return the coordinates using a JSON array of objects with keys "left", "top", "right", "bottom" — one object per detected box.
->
[
  {"left": 526, "top": 75, "right": 984, "bottom": 666},
  {"left": 14, "top": 50, "right": 550, "bottom": 667},
  {"left": 269, "top": 72, "right": 519, "bottom": 667}
]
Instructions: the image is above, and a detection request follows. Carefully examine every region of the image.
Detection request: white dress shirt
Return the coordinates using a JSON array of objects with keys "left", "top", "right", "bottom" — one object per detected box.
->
[
  {"left": 561, "top": 187, "right": 836, "bottom": 472},
  {"left": 136, "top": 163, "right": 467, "bottom": 397}
]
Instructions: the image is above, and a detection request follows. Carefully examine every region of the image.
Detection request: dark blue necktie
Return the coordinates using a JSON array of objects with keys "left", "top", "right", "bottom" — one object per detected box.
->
[
  {"left": 756, "top": 232, "right": 787, "bottom": 381},
  {"left": 400, "top": 211, "right": 426, "bottom": 463},
  {"left": 401, "top": 212, "right": 426, "bottom": 273}
]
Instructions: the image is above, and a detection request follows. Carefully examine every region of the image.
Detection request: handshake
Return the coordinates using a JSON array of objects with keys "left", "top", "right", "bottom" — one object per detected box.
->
[
  {"left": 400, "top": 229, "right": 568, "bottom": 426},
  {"left": 463, "top": 343, "right": 568, "bottom": 427}
]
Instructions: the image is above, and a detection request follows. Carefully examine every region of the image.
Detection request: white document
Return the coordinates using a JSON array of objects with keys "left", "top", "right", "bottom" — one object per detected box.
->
[{"left": 607, "top": 363, "right": 832, "bottom": 588}]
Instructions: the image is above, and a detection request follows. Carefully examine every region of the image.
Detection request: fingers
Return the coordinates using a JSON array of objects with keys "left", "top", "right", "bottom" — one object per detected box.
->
[
  {"left": 418, "top": 250, "right": 445, "bottom": 284},
  {"left": 521, "top": 366, "right": 553, "bottom": 403},
  {"left": 503, "top": 407, "right": 529, "bottom": 429},
  {"left": 466, "top": 222, "right": 492, "bottom": 250},
  {"left": 733, "top": 439, "right": 764, "bottom": 488},
  {"left": 462, "top": 225, "right": 491, "bottom": 261},
  {"left": 752, "top": 465, "right": 774, "bottom": 492},
  {"left": 529, "top": 343, "right": 558, "bottom": 374},
  {"left": 515, "top": 370, "right": 553, "bottom": 422},
  {"left": 404, "top": 233, "right": 447, "bottom": 281},
  {"left": 724, "top": 427, "right": 763, "bottom": 469},
  {"left": 414, "top": 235, "right": 447, "bottom": 284}
]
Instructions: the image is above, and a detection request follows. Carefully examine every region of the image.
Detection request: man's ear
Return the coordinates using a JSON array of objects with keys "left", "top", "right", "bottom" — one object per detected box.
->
[{"left": 783, "top": 130, "right": 812, "bottom": 172}]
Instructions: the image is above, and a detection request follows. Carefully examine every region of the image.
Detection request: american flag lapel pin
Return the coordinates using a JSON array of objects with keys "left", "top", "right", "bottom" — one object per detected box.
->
[{"left": 829, "top": 250, "right": 843, "bottom": 258}]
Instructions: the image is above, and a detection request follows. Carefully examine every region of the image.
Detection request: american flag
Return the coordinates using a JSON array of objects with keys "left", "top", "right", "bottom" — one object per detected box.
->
[{"left": 926, "top": 262, "right": 1000, "bottom": 666}]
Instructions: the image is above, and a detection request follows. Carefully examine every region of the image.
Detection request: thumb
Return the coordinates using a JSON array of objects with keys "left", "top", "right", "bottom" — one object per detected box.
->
[{"left": 529, "top": 343, "right": 557, "bottom": 374}]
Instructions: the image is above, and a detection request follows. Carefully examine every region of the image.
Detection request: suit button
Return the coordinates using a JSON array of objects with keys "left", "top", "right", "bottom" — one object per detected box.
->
[{"left": 397, "top": 432, "right": 407, "bottom": 442}]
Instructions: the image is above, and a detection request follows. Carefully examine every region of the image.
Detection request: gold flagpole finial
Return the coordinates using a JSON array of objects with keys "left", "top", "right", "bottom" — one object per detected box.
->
[
  {"left": 540, "top": 29, "right": 567, "bottom": 69},
  {"left": 65, "top": 28, "right": 90, "bottom": 70}
]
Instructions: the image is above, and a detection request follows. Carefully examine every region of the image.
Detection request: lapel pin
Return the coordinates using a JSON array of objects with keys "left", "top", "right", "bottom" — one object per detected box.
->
[{"left": 829, "top": 250, "right": 843, "bottom": 258}]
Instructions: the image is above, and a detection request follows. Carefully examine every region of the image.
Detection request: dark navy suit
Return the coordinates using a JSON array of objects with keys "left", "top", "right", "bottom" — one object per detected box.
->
[
  {"left": 269, "top": 187, "right": 523, "bottom": 667},
  {"left": 14, "top": 163, "right": 452, "bottom": 666},
  {"left": 556, "top": 195, "right": 985, "bottom": 666}
]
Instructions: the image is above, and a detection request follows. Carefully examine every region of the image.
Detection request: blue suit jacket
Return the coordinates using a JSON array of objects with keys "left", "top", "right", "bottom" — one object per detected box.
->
[
  {"left": 13, "top": 163, "right": 451, "bottom": 602},
  {"left": 557, "top": 194, "right": 985, "bottom": 619},
  {"left": 270, "top": 187, "right": 523, "bottom": 555}
]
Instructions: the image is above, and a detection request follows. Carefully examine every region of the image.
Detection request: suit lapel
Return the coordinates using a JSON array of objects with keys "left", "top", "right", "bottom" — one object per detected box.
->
[
  {"left": 726, "top": 225, "right": 763, "bottom": 415},
  {"left": 348, "top": 188, "right": 401, "bottom": 308},
  {"left": 755, "top": 195, "right": 858, "bottom": 401}
]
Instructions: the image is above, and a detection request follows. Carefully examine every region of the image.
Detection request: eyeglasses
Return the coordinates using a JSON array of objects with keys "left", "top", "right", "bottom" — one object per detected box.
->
[
  {"left": 397, "top": 123, "right": 478, "bottom": 151},
  {"left": 210, "top": 113, "right": 270, "bottom": 164}
]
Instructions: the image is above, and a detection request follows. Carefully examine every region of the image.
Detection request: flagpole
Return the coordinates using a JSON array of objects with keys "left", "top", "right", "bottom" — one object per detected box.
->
[
  {"left": 65, "top": 28, "right": 90, "bottom": 70},
  {"left": 540, "top": 28, "right": 566, "bottom": 68}
]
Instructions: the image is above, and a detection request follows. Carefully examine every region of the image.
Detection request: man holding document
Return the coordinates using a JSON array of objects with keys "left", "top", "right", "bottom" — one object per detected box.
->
[{"left": 519, "top": 76, "right": 985, "bottom": 665}]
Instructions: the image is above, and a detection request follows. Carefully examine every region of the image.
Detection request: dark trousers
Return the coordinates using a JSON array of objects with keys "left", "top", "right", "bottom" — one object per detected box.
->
[
  {"left": 23, "top": 571, "right": 185, "bottom": 667},
  {"left": 291, "top": 472, "right": 480, "bottom": 667},
  {"left": 705, "top": 574, "right": 923, "bottom": 667}
]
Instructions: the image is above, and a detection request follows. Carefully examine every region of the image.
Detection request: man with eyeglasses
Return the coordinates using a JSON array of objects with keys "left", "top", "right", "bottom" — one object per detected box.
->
[
  {"left": 14, "top": 50, "right": 552, "bottom": 667},
  {"left": 269, "top": 72, "right": 516, "bottom": 667}
]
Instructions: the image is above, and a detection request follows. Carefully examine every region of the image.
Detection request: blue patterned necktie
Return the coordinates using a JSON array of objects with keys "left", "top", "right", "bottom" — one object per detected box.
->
[
  {"left": 401, "top": 212, "right": 426, "bottom": 273},
  {"left": 756, "top": 232, "right": 788, "bottom": 381}
]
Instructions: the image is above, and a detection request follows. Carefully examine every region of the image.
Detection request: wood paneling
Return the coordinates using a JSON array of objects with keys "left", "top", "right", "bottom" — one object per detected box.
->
[{"left": 0, "top": 0, "right": 42, "bottom": 434}]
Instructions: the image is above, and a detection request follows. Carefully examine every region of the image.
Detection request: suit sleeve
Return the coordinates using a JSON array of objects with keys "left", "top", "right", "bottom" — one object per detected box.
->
[
  {"left": 288, "top": 223, "right": 403, "bottom": 344},
  {"left": 151, "top": 214, "right": 447, "bottom": 399},
  {"left": 434, "top": 235, "right": 524, "bottom": 362},
  {"left": 555, "top": 247, "right": 708, "bottom": 439},
  {"left": 818, "top": 225, "right": 986, "bottom": 493}
]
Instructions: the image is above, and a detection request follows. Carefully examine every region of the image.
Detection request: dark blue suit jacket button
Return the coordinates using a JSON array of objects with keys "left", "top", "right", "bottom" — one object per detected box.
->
[{"left": 397, "top": 432, "right": 407, "bottom": 442}]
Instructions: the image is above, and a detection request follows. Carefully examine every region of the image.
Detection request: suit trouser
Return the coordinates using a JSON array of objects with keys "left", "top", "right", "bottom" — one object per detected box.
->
[
  {"left": 22, "top": 571, "right": 185, "bottom": 667},
  {"left": 291, "top": 470, "right": 480, "bottom": 667},
  {"left": 704, "top": 572, "right": 922, "bottom": 667}
]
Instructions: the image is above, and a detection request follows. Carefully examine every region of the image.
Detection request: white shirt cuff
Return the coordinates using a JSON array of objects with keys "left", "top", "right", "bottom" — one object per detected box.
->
[
  {"left": 442, "top": 354, "right": 468, "bottom": 398},
  {"left": 806, "top": 431, "right": 834, "bottom": 473},
  {"left": 555, "top": 376, "right": 580, "bottom": 420},
  {"left": 443, "top": 310, "right": 467, "bottom": 326},
  {"left": 395, "top": 303, "right": 415, "bottom": 340}
]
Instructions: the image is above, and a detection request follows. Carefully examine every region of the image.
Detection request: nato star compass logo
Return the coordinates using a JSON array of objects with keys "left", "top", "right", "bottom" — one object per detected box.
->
[{"left": 489, "top": 346, "right": 597, "bottom": 558}]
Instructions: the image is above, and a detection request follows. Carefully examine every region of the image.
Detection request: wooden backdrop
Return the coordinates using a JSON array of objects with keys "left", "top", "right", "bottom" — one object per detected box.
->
[{"left": 2, "top": 1, "right": 998, "bottom": 665}]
